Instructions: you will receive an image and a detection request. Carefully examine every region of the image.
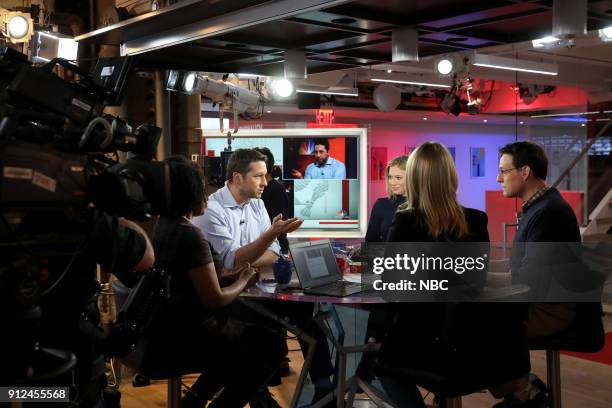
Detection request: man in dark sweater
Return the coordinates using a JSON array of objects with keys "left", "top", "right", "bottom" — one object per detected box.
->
[
  {"left": 489, "top": 141, "right": 581, "bottom": 408},
  {"left": 256, "top": 147, "right": 290, "bottom": 254}
]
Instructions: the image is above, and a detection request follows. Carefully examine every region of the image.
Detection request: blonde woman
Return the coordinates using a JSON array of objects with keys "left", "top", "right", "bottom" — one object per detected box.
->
[
  {"left": 365, "top": 155, "right": 409, "bottom": 242},
  {"left": 376, "top": 142, "right": 529, "bottom": 408}
]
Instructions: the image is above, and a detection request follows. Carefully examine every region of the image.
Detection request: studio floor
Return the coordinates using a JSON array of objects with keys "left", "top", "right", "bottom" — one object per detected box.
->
[{"left": 118, "top": 313, "right": 612, "bottom": 408}]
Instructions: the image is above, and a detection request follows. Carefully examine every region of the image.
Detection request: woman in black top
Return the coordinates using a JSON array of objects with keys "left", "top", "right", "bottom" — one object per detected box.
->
[
  {"left": 357, "top": 155, "right": 409, "bottom": 380},
  {"left": 365, "top": 154, "right": 409, "bottom": 242},
  {"left": 145, "top": 157, "right": 284, "bottom": 408},
  {"left": 377, "top": 142, "right": 530, "bottom": 407}
]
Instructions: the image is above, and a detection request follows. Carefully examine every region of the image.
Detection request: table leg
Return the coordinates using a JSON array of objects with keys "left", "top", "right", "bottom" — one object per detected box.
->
[{"left": 238, "top": 299, "right": 316, "bottom": 408}]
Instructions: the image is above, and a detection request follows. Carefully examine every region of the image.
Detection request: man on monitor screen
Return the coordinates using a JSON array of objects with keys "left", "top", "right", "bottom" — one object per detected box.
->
[{"left": 292, "top": 138, "right": 346, "bottom": 179}]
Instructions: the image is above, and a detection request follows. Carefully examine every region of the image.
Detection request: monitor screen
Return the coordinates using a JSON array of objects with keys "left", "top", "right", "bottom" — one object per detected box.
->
[{"left": 202, "top": 128, "right": 368, "bottom": 238}]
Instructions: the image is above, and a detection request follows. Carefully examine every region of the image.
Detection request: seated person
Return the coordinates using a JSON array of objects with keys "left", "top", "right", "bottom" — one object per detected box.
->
[
  {"left": 357, "top": 154, "right": 408, "bottom": 379},
  {"left": 255, "top": 147, "right": 290, "bottom": 255},
  {"left": 376, "top": 142, "right": 530, "bottom": 407},
  {"left": 145, "top": 156, "right": 284, "bottom": 408},
  {"left": 487, "top": 141, "right": 592, "bottom": 407},
  {"left": 292, "top": 138, "right": 346, "bottom": 179},
  {"left": 194, "top": 148, "right": 336, "bottom": 407}
]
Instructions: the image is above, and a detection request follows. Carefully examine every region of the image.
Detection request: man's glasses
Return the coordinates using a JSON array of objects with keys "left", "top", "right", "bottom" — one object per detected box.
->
[{"left": 498, "top": 167, "right": 519, "bottom": 176}]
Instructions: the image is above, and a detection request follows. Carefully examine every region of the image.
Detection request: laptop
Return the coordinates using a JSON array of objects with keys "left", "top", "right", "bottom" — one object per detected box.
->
[{"left": 289, "top": 239, "right": 372, "bottom": 297}]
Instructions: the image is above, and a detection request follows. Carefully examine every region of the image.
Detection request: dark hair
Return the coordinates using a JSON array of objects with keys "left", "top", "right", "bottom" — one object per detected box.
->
[
  {"left": 254, "top": 147, "right": 274, "bottom": 175},
  {"left": 499, "top": 141, "right": 548, "bottom": 180},
  {"left": 226, "top": 148, "right": 267, "bottom": 182},
  {"left": 165, "top": 155, "right": 206, "bottom": 217},
  {"left": 313, "top": 138, "right": 330, "bottom": 152}
]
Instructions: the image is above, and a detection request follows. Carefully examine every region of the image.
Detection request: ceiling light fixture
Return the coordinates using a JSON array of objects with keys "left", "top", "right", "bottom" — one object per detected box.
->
[
  {"left": 530, "top": 110, "right": 612, "bottom": 118},
  {"left": 434, "top": 54, "right": 472, "bottom": 77},
  {"left": 532, "top": 35, "right": 574, "bottom": 49},
  {"left": 235, "top": 73, "right": 265, "bottom": 79},
  {"left": 31, "top": 31, "right": 79, "bottom": 62},
  {"left": 296, "top": 87, "right": 358, "bottom": 97},
  {"left": 271, "top": 78, "right": 294, "bottom": 98},
  {"left": 371, "top": 77, "right": 451, "bottom": 88},
  {"left": 599, "top": 26, "right": 612, "bottom": 42},
  {"left": 0, "top": 8, "right": 33, "bottom": 43},
  {"left": 473, "top": 54, "right": 558, "bottom": 76},
  {"left": 436, "top": 58, "right": 454, "bottom": 75}
]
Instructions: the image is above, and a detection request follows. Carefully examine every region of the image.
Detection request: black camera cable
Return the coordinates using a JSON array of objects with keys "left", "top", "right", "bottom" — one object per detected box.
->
[{"left": 0, "top": 209, "right": 94, "bottom": 296}]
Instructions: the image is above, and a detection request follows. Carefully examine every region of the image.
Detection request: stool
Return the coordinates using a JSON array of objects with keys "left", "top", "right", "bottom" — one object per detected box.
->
[
  {"left": 345, "top": 284, "right": 531, "bottom": 407},
  {"left": 528, "top": 303, "right": 605, "bottom": 408},
  {"left": 112, "top": 281, "right": 195, "bottom": 408}
]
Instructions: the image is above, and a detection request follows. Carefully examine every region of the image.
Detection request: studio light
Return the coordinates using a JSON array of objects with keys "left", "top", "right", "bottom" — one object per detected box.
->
[
  {"left": 183, "top": 72, "right": 197, "bottom": 93},
  {"left": 371, "top": 77, "right": 451, "bottom": 88},
  {"left": 434, "top": 54, "right": 471, "bottom": 77},
  {"left": 296, "top": 86, "right": 358, "bottom": 97},
  {"left": 166, "top": 70, "right": 202, "bottom": 94},
  {"left": 599, "top": 26, "right": 612, "bottom": 42},
  {"left": 31, "top": 32, "right": 79, "bottom": 63},
  {"left": 439, "top": 92, "right": 464, "bottom": 116},
  {"left": 530, "top": 110, "right": 612, "bottom": 119},
  {"left": 473, "top": 54, "right": 558, "bottom": 76},
  {"left": 532, "top": 35, "right": 573, "bottom": 49},
  {"left": 436, "top": 58, "right": 454, "bottom": 75},
  {"left": 0, "top": 8, "right": 34, "bottom": 44},
  {"left": 270, "top": 78, "right": 294, "bottom": 98}
]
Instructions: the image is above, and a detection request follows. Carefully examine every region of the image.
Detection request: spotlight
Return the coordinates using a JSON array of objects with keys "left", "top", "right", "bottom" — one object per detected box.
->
[
  {"left": 31, "top": 32, "right": 79, "bottom": 63},
  {"left": 183, "top": 72, "right": 197, "bottom": 93},
  {"left": 270, "top": 78, "right": 294, "bottom": 98},
  {"left": 434, "top": 54, "right": 471, "bottom": 77},
  {"left": 0, "top": 8, "right": 34, "bottom": 43},
  {"left": 599, "top": 26, "right": 612, "bottom": 42},
  {"left": 166, "top": 70, "right": 201, "bottom": 94},
  {"left": 436, "top": 58, "right": 454, "bottom": 75},
  {"left": 439, "top": 91, "right": 465, "bottom": 116},
  {"left": 518, "top": 84, "right": 556, "bottom": 105},
  {"left": 532, "top": 35, "right": 574, "bottom": 49}
]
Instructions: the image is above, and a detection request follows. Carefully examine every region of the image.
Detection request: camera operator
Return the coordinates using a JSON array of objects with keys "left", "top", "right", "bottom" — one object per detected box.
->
[
  {"left": 0, "top": 47, "right": 160, "bottom": 407},
  {"left": 1, "top": 206, "right": 154, "bottom": 407}
]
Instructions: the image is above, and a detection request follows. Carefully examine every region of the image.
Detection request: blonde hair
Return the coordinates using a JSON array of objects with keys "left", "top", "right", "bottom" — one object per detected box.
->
[
  {"left": 385, "top": 155, "right": 409, "bottom": 198},
  {"left": 399, "top": 142, "right": 468, "bottom": 240}
]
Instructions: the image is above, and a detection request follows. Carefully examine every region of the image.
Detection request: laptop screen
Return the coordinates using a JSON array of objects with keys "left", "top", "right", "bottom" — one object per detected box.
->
[{"left": 290, "top": 240, "right": 340, "bottom": 288}]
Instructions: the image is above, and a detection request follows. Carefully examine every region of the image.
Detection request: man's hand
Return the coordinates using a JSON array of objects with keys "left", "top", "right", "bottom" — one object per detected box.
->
[
  {"left": 270, "top": 214, "right": 303, "bottom": 235},
  {"left": 291, "top": 169, "right": 303, "bottom": 179}
]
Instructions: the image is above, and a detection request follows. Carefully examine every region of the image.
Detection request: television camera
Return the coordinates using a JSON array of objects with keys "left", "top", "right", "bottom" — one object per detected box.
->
[{"left": 0, "top": 46, "right": 170, "bottom": 402}]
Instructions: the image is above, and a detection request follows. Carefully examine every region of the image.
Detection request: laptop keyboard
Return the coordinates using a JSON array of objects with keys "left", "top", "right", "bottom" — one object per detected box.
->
[{"left": 314, "top": 280, "right": 365, "bottom": 296}]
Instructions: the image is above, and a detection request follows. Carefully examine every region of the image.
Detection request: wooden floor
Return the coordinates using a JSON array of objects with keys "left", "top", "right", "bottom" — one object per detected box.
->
[{"left": 118, "top": 315, "right": 612, "bottom": 408}]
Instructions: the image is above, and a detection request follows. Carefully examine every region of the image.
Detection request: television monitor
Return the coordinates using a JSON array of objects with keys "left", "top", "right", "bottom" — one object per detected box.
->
[{"left": 202, "top": 128, "right": 368, "bottom": 238}]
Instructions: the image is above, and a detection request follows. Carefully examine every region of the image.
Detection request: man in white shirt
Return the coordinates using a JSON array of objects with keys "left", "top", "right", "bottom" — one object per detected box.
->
[
  {"left": 194, "top": 149, "right": 335, "bottom": 407},
  {"left": 194, "top": 149, "right": 301, "bottom": 269}
]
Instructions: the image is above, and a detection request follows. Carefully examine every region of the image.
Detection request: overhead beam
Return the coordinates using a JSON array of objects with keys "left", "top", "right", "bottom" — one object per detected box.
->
[{"left": 119, "top": 0, "right": 351, "bottom": 55}]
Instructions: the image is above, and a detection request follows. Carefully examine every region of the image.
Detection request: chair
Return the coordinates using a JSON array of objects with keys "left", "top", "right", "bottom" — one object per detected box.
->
[
  {"left": 112, "top": 280, "right": 197, "bottom": 408},
  {"left": 344, "top": 284, "right": 531, "bottom": 408},
  {"left": 528, "top": 303, "right": 605, "bottom": 408}
]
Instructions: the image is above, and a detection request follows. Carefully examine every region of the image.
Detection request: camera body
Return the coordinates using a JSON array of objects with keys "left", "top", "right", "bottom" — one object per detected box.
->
[{"left": 0, "top": 46, "right": 169, "bottom": 402}]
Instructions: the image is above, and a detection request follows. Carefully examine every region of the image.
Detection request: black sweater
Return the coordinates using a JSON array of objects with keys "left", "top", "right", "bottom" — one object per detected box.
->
[
  {"left": 261, "top": 178, "right": 290, "bottom": 253},
  {"left": 510, "top": 187, "right": 581, "bottom": 296},
  {"left": 365, "top": 196, "right": 406, "bottom": 242}
]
